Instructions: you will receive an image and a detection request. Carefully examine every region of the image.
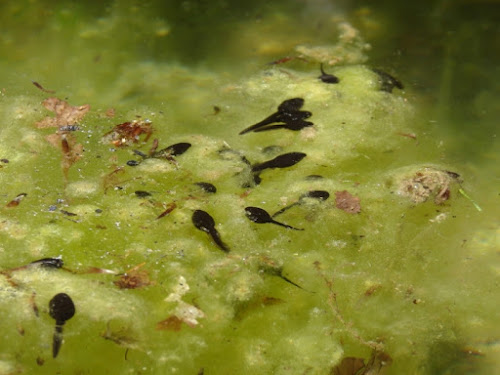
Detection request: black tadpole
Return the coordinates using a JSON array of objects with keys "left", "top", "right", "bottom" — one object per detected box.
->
[
  {"left": 192, "top": 210, "right": 230, "bottom": 252},
  {"left": 29, "top": 257, "right": 64, "bottom": 269},
  {"left": 153, "top": 142, "right": 191, "bottom": 159},
  {"left": 318, "top": 63, "right": 339, "bottom": 84},
  {"left": 239, "top": 98, "right": 313, "bottom": 135},
  {"left": 372, "top": 68, "right": 403, "bottom": 93},
  {"left": 272, "top": 190, "right": 330, "bottom": 217},
  {"left": 194, "top": 182, "right": 217, "bottom": 194},
  {"left": 251, "top": 152, "right": 306, "bottom": 173},
  {"left": 49, "top": 293, "right": 75, "bottom": 358},
  {"left": 244, "top": 206, "right": 303, "bottom": 231}
]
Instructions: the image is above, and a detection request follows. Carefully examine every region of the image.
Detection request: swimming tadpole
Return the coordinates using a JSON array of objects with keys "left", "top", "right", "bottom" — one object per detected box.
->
[
  {"left": 192, "top": 210, "right": 230, "bottom": 253},
  {"left": 48, "top": 292, "right": 76, "bottom": 358}
]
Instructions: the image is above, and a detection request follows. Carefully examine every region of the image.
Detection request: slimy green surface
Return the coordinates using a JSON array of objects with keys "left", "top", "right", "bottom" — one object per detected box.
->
[{"left": 0, "top": 1, "right": 499, "bottom": 374}]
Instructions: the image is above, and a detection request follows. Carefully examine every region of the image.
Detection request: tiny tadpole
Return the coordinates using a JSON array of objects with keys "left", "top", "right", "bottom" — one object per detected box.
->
[
  {"left": 192, "top": 210, "right": 230, "bottom": 252},
  {"left": 244, "top": 206, "right": 303, "bottom": 231},
  {"left": 49, "top": 293, "right": 75, "bottom": 358},
  {"left": 194, "top": 182, "right": 217, "bottom": 194},
  {"left": 29, "top": 257, "right": 64, "bottom": 269},
  {"left": 372, "top": 68, "right": 403, "bottom": 93},
  {"left": 272, "top": 190, "right": 330, "bottom": 218},
  {"left": 318, "top": 63, "right": 339, "bottom": 84},
  {"left": 251, "top": 152, "right": 306, "bottom": 173}
]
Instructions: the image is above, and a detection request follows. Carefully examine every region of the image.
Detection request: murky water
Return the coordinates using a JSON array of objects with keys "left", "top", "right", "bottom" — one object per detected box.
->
[{"left": 0, "top": 1, "right": 498, "bottom": 374}]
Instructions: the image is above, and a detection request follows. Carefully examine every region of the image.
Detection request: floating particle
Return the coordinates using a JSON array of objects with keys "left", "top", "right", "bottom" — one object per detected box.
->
[
  {"left": 6, "top": 193, "right": 27, "bottom": 207},
  {"left": 335, "top": 190, "right": 361, "bottom": 214}
]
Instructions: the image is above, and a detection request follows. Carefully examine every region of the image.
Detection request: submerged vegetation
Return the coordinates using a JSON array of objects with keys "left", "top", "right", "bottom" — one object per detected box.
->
[{"left": 0, "top": 1, "right": 498, "bottom": 374}]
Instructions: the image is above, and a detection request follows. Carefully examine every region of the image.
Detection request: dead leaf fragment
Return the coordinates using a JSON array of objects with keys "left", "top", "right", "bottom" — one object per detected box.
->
[
  {"left": 114, "top": 263, "right": 153, "bottom": 289},
  {"left": 6, "top": 193, "right": 27, "bottom": 208},
  {"left": 331, "top": 357, "right": 365, "bottom": 375},
  {"left": 335, "top": 190, "right": 361, "bottom": 214},
  {"left": 156, "top": 315, "right": 183, "bottom": 331},
  {"left": 331, "top": 351, "right": 392, "bottom": 375},
  {"left": 102, "top": 120, "right": 153, "bottom": 147},
  {"left": 35, "top": 97, "right": 90, "bottom": 128}
]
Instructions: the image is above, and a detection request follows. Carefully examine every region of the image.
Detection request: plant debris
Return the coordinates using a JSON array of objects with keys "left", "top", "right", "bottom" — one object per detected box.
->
[
  {"left": 32, "top": 81, "right": 56, "bottom": 94},
  {"left": 397, "top": 168, "right": 455, "bottom": 205},
  {"left": 335, "top": 190, "right": 361, "bottom": 214},
  {"left": 6, "top": 193, "right": 27, "bottom": 207},
  {"left": 35, "top": 97, "right": 90, "bottom": 129},
  {"left": 156, "top": 315, "right": 183, "bottom": 331},
  {"left": 102, "top": 120, "right": 153, "bottom": 147},
  {"left": 114, "top": 263, "right": 153, "bottom": 289},
  {"left": 156, "top": 202, "right": 177, "bottom": 220},
  {"left": 331, "top": 351, "right": 392, "bottom": 375}
]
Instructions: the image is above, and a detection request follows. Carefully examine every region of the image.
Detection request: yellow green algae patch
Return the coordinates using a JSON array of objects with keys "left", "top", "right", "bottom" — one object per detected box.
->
[{"left": 0, "top": 2, "right": 499, "bottom": 375}]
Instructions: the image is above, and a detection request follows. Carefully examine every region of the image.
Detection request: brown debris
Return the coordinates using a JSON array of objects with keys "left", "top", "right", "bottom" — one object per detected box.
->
[
  {"left": 114, "top": 263, "right": 153, "bottom": 289},
  {"left": 331, "top": 357, "right": 365, "bottom": 375},
  {"left": 335, "top": 190, "right": 361, "bottom": 214},
  {"left": 105, "top": 108, "right": 116, "bottom": 118},
  {"left": 46, "top": 133, "right": 84, "bottom": 179},
  {"left": 6, "top": 193, "right": 27, "bottom": 208},
  {"left": 35, "top": 97, "right": 90, "bottom": 129},
  {"left": 156, "top": 315, "right": 183, "bottom": 331},
  {"left": 102, "top": 120, "right": 153, "bottom": 147},
  {"left": 156, "top": 202, "right": 177, "bottom": 220},
  {"left": 331, "top": 351, "right": 392, "bottom": 375},
  {"left": 101, "top": 322, "right": 138, "bottom": 348},
  {"left": 397, "top": 168, "right": 454, "bottom": 205},
  {"left": 32, "top": 81, "right": 55, "bottom": 94}
]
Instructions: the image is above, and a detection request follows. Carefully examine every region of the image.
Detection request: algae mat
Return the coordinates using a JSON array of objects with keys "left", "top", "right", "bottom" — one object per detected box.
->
[{"left": 0, "top": 1, "right": 499, "bottom": 374}]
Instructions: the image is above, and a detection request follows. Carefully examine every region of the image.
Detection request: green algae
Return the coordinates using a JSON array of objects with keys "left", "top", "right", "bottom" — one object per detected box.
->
[{"left": 0, "top": 1, "right": 499, "bottom": 374}]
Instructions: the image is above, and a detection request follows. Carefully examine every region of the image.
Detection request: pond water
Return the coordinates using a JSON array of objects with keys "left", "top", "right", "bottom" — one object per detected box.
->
[{"left": 0, "top": 1, "right": 498, "bottom": 374}]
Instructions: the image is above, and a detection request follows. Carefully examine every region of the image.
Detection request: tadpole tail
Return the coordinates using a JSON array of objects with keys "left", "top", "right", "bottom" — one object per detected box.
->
[
  {"left": 271, "top": 220, "right": 304, "bottom": 231},
  {"left": 239, "top": 114, "right": 277, "bottom": 135},
  {"left": 209, "top": 229, "right": 230, "bottom": 253},
  {"left": 252, "top": 124, "right": 286, "bottom": 133},
  {"left": 279, "top": 274, "right": 314, "bottom": 293},
  {"left": 52, "top": 324, "right": 64, "bottom": 358},
  {"left": 271, "top": 202, "right": 299, "bottom": 218}
]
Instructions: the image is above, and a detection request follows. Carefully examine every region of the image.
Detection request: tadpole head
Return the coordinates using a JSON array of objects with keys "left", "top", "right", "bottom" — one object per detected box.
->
[
  {"left": 278, "top": 98, "right": 305, "bottom": 113},
  {"left": 49, "top": 293, "right": 75, "bottom": 325},
  {"left": 302, "top": 190, "right": 330, "bottom": 201},
  {"left": 192, "top": 209, "right": 216, "bottom": 233},
  {"left": 245, "top": 206, "right": 272, "bottom": 223}
]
